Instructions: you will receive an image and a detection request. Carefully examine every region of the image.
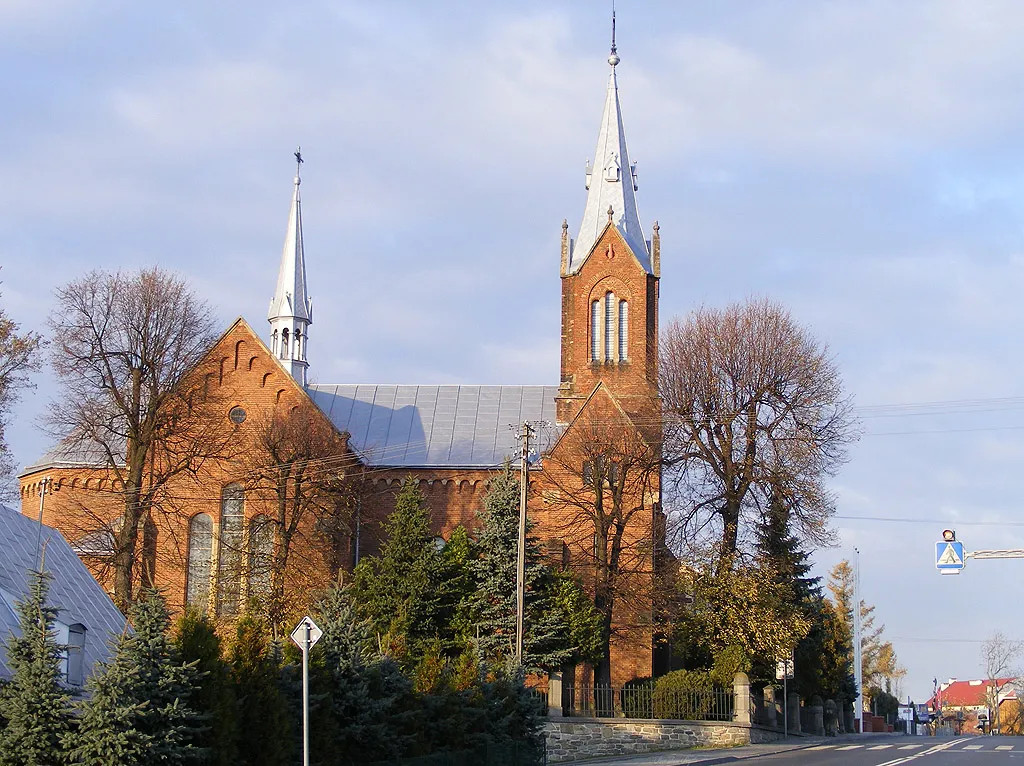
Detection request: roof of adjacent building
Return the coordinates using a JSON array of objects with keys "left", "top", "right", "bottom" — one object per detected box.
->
[
  {"left": 0, "top": 503, "right": 125, "bottom": 681},
  {"left": 306, "top": 384, "right": 559, "bottom": 468},
  {"left": 927, "top": 678, "right": 1017, "bottom": 709}
]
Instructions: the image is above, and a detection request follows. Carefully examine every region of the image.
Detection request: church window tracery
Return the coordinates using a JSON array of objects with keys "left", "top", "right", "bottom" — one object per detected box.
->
[
  {"left": 186, "top": 513, "right": 213, "bottom": 608},
  {"left": 216, "top": 484, "right": 245, "bottom": 617},
  {"left": 590, "top": 291, "right": 629, "bottom": 363}
]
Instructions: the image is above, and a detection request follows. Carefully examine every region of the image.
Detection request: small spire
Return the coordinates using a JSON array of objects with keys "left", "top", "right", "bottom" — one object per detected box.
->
[
  {"left": 608, "top": 5, "right": 619, "bottom": 67},
  {"left": 607, "top": 205, "right": 614, "bottom": 223}
]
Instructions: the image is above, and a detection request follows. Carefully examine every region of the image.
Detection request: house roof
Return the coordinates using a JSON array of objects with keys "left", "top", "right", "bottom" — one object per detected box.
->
[
  {"left": 0, "top": 504, "right": 125, "bottom": 681},
  {"left": 927, "top": 678, "right": 1017, "bottom": 709},
  {"left": 306, "top": 384, "right": 560, "bottom": 468}
]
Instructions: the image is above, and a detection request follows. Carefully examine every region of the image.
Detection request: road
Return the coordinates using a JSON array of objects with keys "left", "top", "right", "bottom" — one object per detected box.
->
[{"left": 750, "top": 736, "right": 1024, "bottom": 765}]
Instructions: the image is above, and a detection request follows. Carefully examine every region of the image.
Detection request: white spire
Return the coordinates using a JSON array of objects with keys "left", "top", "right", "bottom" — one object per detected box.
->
[
  {"left": 568, "top": 26, "right": 651, "bottom": 275},
  {"left": 268, "top": 148, "right": 313, "bottom": 387}
]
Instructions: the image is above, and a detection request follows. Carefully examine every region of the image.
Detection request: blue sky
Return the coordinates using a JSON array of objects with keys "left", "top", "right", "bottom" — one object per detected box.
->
[{"left": 5, "top": 0, "right": 1024, "bottom": 701}]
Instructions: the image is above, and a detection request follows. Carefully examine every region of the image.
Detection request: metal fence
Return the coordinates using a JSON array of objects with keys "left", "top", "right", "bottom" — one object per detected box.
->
[{"left": 562, "top": 683, "right": 734, "bottom": 720}]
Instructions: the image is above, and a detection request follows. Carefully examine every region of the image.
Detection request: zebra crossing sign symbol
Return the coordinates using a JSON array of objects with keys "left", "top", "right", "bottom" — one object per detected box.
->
[{"left": 935, "top": 541, "right": 965, "bottom": 574}]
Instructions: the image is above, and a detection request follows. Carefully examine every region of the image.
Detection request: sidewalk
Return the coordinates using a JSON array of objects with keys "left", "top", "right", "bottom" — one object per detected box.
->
[{"left": 558, "top": 733, "right": 898, "bottom": 766}]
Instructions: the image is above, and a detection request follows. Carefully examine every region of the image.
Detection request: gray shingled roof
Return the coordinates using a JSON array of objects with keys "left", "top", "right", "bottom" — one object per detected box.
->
[
  {"left": 306, "top": 385, "right": 559, "bottom": 467},
  {"left": 0, "top": 504, "right": 125, "bottom": 681}
]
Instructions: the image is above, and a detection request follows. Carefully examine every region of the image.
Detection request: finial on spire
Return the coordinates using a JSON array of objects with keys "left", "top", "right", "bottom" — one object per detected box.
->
[
  {"left": 608, "top": 4, "right": 619, "bottom": 67},
  {"left": 607, "top": 204, "right": 614, "bottom": 222},
  {"left": 294, "top": 146, "right": 303, "bottom": 185}
]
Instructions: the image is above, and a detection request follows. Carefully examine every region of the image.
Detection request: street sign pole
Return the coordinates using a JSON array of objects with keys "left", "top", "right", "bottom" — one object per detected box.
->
[
  {"left": 783, "top": 674, "right": 788, "bottom": 739},
  {"left": 303, "top": 621, "right": 310, "bottom": 766},
  {"left": 290, "top": 616, "right": 323, "bottom": 766}
]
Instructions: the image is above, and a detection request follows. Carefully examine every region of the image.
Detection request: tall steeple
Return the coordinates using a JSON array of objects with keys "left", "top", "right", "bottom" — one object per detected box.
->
[
  {"left": 268, "top": 148, "right": 313, "bottom": 387},
  {"left": 566, "top": 14, "right": 651, "bottom": 275}
]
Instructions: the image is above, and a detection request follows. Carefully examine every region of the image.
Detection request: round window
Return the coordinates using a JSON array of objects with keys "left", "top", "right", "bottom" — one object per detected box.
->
[{"left": 228, "top": 406, "right": 247, "bottom": 425}]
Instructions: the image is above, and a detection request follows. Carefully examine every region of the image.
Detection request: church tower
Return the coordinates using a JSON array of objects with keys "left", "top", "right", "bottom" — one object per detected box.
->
[
  {"left": 556, "top": 27, "right": 660, "bottom": 425},
  {"left": 268, "top": 150, "right": 313, "bottom": 387}
]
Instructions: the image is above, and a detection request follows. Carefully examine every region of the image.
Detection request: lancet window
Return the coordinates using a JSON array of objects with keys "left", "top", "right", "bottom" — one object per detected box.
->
[{"left": 590, "top": 291, "right": 629, "bottom": 363}]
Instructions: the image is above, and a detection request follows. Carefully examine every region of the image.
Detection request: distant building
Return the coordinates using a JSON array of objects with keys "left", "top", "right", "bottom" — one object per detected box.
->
[
  {"left": 0, "top": 504, "right": 125, "bottom": 687},
  {"left": 19, "top": 36, "right": 666, "bottom": 686},
  {"left": 926, "top": 677, "right": 1019, "bottom": 734}
]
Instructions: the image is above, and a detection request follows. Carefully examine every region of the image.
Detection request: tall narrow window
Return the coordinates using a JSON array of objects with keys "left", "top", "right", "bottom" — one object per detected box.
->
[
  {"left": 271, "top": 330, "right": 278, "bottom": 356},
  {"left": 66, "top": 624, "right": 86, "bottom": 686},
  {"left": 618, "top": 300, "right": 629, "bottom": 360},
  {"left": 248, "top": 514, "right": 274, "bottom": 601},
  {"left": 217, "top": 484, "right": 245, "bottom": 617},
  {"left": 591, "top": 300, "right": 600, "bottom": 361},
  {"left": 280, "top": 329, "right": 289, "bottom": 360},
  {"left": 604, "top": 292, "right": 616, "bottom": 361},
  {"left": 186, "top": 513, "right": 213, "bottom": 609},
  {"left": 294, "top": 331, "right": 302, "bottom": 361}
]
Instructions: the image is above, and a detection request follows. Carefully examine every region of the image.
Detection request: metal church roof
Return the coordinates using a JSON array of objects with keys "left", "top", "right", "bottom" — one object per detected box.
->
[{"left": 306, "top": 384, "right": 559, "bottom": 468}]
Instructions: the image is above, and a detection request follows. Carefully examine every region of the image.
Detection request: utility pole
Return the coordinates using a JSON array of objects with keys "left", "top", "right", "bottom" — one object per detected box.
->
[
  {"left": 34, "top": 476, "right": 51, "bottom": 570},
  {"left": 854, "top": 547, "right": 863, "bottom": 734},
  {"left": 515, "top": 420, "right": 534, "bottom": 668}
]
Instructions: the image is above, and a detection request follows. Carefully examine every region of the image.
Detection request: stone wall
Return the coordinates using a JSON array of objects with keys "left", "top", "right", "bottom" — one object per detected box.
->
[{"left": 543, "top": 719, "right": 785, "bottom": 763}]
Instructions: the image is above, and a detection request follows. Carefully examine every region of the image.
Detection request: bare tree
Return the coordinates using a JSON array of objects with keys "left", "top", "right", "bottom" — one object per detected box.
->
[
  {"left": 48, "top": 267, "right": 229, "bottom": 609},
  {"left": 540, "top": 397, "right": 662, "bottom": 687},
  {"left": 0, "top": 285, "right": 43, "bottom": 486},
  {"left": 242, "top": 405, "right": 359, "bottom": 633},
  {"left": 660, "top": 297, "right": 857, "bottom": 557},
  {"left": 982, "top": 631, "right": 1022, "bottom": 734}
]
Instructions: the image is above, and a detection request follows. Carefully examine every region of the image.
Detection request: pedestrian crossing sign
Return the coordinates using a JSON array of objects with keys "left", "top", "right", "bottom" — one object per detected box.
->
[{"left": 935, "top": 540, "right": 965, "bottom": 574}]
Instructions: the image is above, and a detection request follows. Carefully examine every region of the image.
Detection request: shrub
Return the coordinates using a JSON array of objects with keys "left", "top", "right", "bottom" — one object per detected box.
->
[{"left": 652, "top": 670, "right": 716, "bottom": 720}]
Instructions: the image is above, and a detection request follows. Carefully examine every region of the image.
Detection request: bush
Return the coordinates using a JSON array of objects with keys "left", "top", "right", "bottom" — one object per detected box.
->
[
  {"left": 652, "top": 670, "right": 716, "bottom": 720},
  {"left": 621, "top": 677, "right": 655, "bottom": 718}
]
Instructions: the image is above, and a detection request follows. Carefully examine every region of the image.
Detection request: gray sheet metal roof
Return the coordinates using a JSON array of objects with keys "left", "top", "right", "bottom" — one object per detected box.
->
[
  {"left": 306, "top": 385, "right": 559, "bottom": 467},
  {"left": 0, "top": 504, "right": 125, "bottom": 681}
]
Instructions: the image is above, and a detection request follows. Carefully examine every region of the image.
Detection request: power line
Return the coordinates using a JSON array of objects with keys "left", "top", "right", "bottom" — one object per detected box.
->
[{"left": 834, "top": 515, "right": 1024, "bottom": 528}]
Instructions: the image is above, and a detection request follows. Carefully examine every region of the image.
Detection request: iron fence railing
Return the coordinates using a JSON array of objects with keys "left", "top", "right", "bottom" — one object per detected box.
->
[{"left": 562, "top": 683, "right": 733, "bottom": 720}]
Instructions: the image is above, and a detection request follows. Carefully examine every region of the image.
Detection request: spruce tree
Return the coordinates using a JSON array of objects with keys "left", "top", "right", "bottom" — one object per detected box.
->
[
  {"left": 0, "top": 570, "right": 73, "bottom": 766},
  {"left": 470, "top": 464, "right": 599, "bottom": 671},
  {"left": 72, "top": 589, "right": 205, "bottom": 766},
  {"left": 312, "top": 587, "right": 416, "bottom": 764},
  {"left": 174, "top": 608, "right": 237, "bottom": 766},
  {"left": 230, "top": 611, "right": 288, "bottom": 766},
  {"left": 350, "top": 478, "right": 441, "bottom": 663}
]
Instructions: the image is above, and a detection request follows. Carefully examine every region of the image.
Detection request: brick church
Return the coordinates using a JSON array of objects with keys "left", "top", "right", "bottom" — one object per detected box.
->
[{"left": 20, "top": 40, "right": 667, "bottom": 685}]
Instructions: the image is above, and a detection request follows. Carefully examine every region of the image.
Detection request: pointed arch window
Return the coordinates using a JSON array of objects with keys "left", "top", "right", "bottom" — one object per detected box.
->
[
  {"left": 280, "top": 329, "right": 290, "bottom": 360},
  {"left": 248, "top": 514, "right": 274, "bottom": 601},
  {"left": 217, "top": 484, "right": 245, "bottom": 617},
  {"left": 604, "top": 292, "right": 616, "bottom": 361},
  {"left": 186, "top": 513, "right": 213, "bottom": 609},
  {"left": 271, "top": 329, "right": 279, "bottom": 356},
  {"left": 591, "top": 291, "right": 629, "bottom": 363},
  {"left": 618, "top": 300, "right": 629, "bottom": 360}
]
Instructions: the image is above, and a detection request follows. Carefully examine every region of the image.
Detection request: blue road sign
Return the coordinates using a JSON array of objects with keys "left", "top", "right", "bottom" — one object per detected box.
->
[{"left": 936, "top": 541, "right": 965, "bottom": 573}]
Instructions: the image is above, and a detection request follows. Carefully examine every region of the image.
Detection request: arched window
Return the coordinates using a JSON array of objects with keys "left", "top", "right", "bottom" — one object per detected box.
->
[
  {"left": 618, "top": 300, "right": 628, "bottom": 360},
  {"left": 294, "top": 331, "right": 302, "bottom": 361},
  {"left": 604, "top": 292, "right": 616, "bottom": 361},
  {"left": 280, "top": 329, "right": 289, "bottom": 360},
  {"left": 248, "top": 514, "right": 274, "bottom": 600},
  {"left": 217, "top": 484, "right": 245, "bottom": 617},
  {"left": 186, "top": 513, "right": 213, "bottom": 609},
  {"left": 271, "top": 329, "right": 278, "bottom": 356},
  {"left": 591, "top": 300, "right": 601, "bottom": 361}
]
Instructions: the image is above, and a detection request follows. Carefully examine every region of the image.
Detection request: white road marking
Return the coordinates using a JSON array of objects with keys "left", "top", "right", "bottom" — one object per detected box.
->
[
  {"left": 996, "top": 745, "right": 1014, "bottom": 751},
  {"left": 898, "top": 744, "right": 922, "bottom": 750},
  {"left": 876, "top": 738, "right": 964, "bottom": 766},
  {"left": 836, "top": 744, "right": 864, "bottom": 750},
  {"left": 869, "top": 744, "right": 894, "bottom": 750},
  {"left": 963, "top": 744, "right": 984, "bottom": 750},
  {"left": 807, "top": 745, "right": 834, "bottom": 750}
]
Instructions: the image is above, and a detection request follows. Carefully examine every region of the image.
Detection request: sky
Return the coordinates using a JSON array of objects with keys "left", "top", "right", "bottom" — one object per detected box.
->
[{"left": 4, "top": 0, "right": 1024, "bottom": 703}]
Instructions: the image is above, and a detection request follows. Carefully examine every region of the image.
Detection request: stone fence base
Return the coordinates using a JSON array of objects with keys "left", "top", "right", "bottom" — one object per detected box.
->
[{"left": 543, "top": 719, "right": 786, "bottom": 763}]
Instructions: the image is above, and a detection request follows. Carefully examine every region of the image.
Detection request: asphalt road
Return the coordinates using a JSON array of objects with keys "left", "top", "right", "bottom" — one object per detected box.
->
[{"left": 749, "top": 736, "right": 1024, "bottom": 765}]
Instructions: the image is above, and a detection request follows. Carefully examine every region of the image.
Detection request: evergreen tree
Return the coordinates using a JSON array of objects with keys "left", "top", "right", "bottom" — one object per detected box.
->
[
  {"left": 229, "top": 611, "right": 289, "bottom": 766},
  {"left": 469, "top": 464, "right": 602, "bottom": 672},
  {"left": 311, "top": 587, "right": 416, "bottom": 764},
  {"left": 350, "top": 479, "right": 442, "bottom": 663},
  {"left": 0, "top": 570, "right": 73, "bottom": 766},
  {"left": 72, "top": 589, "right": 205, "bottom": 766},
  {"left": 174, "top": 608, "right": 237, "bottom": 766}
]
